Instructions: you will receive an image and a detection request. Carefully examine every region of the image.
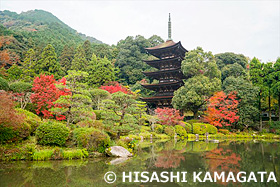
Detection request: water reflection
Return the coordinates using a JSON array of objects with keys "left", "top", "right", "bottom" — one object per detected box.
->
[{"left": 0, "top": 140, "right": 279, "bottom": 186}]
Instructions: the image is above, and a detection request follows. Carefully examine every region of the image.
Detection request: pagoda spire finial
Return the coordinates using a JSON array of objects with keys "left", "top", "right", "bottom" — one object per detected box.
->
[{"left": 168, "top": 13, "right": 172, "bottom": 40}]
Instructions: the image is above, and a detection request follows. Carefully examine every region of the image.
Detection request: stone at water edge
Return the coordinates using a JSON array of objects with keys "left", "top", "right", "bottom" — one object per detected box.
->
[{"left": 105, "top": 146, "right": 133, "bottom": 157}]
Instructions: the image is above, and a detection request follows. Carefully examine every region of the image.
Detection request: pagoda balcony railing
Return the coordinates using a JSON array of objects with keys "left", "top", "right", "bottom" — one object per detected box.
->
[
  {"left": 159, "top": 79, "right": 180, "bottom": 83},
  {"left": 156, "top": 92, "right": 174, "bottom": 97}
]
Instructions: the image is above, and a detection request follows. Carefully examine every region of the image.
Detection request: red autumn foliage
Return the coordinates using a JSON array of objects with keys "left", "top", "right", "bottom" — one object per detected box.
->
[
  {"left": 0, "top": 92, "right": 24, "bottom": 128},
  {"left": 154, "top": 107, "right": 184, "bottom": 126},
  {"left": 204, "top": 91, "right": 239, "bottom": 128},
  {"left": 0, "top": 36, "right": 20, "bottom": 67},
  {"left": 100, "top": 81, "right": 132, "bottom": 94},
  {"left": 30, "top": 74, "right": 70, "bottom": 119}
]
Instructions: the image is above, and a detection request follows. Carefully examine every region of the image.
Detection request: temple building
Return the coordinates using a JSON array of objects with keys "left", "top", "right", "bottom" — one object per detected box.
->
[{"left": 141, "top": 14, "right": 187, "bottom": 108}]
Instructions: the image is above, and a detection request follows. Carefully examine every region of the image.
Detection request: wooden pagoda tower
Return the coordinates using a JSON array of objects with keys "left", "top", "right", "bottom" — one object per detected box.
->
[{"left": 141, "top": 14, "right": 187, "bottom": 108}]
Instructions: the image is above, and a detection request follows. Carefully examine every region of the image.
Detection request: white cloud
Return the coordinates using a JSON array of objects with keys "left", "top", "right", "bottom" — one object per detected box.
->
[{"left": 0, "top": 0, "right": 279, "bottom": 62}]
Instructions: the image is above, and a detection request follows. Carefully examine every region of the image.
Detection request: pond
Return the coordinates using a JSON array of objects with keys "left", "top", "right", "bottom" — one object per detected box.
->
[{"left": 0, "top": 140, "right": 279, "bottom": 186}]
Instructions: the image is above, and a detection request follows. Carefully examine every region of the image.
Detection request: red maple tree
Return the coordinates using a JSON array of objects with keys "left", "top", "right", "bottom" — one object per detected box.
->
[
  {"left": 154, "top": 107, "right": 184, "bottom": 126},
  {"left": 204, "top": 91, "right": 239, "bottom": 128},
  {"left": 30, "top": 74, "right": 70, "bottom": 119},
  {"left": 100, "top": 81, "right": 132, "bottom": 95}
]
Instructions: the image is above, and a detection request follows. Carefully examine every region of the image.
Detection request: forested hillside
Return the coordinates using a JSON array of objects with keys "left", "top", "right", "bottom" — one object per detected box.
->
[{"left": 0, "top": 10, "right": 102, "bottom": 58}]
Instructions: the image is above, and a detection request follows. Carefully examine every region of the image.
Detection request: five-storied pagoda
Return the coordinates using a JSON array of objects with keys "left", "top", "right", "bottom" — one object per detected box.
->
[{"left": 141, "top": 14, "right": 187, "bottom": 108}]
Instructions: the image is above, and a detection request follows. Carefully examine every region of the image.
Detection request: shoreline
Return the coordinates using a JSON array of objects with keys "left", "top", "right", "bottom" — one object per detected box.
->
[{"left": 1, "top": 134, "right": 279, "bottom": 162}]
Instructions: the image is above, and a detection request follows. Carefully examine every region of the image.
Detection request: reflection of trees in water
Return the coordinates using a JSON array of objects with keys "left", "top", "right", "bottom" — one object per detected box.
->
[
  {"left": 204, "top": 147, "right": 241, "bottom": 185},
  {"left": 155, "top": 150, "right": 186, "bottom": 169}
]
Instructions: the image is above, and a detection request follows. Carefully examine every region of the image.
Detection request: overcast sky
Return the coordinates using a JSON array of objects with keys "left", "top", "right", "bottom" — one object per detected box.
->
[{"left": 1, "top": 0, "right": 279, "bottom": 62}]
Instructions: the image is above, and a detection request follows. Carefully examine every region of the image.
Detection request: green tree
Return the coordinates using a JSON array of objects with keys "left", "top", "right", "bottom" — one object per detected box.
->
[
  {"left": 249, "top": 57, "right": 265, "bottom": 130},
  {"left": 82, "top": 40, "right": 93, "bottom": 62},
  {"left": 70, "top": 45, "right": 88, "bottom": 72},
  {"left": 51, "top": 70, "right": 94, "bottom": 125},
  {"left": 271, "top": 57, "right": 280, "bottom": 121},
  {"left": 35, "top": 44, "right": 62, "bottom": 79},
  {"left": 221, "top": 63, "right": 248, "bottom": 81},
  {"left": 6, "top": 64, "right": 22, "bottom": 81},
  {"left": 172, "top": 47, "right": 221, "bottom": 118},
  {"left": 20, "top": 48, "right": 37, "bottom": 82},
  {"left": 101, "top": 92, "right": 145, "bottom": 137},
  {"left": 223, "top": 76, "right": 259, "bottom": 130},
  {"left": 86, "top": 54, "right": 116, "bottom": 87},
  {"left": 215, "top": 52, "right": 248, "bottom": 70},
  {"left": 173, "top": 75, "right": 220, "bottom": 118},
  {"left": 115, "top": 35, "right": 162, "bottom": 85},
  {"left": 59, "top": 45, "right": 75, "bottom": 75},
  {"left": 263, "top": 62, "right": 274, "bottom": 122},
  {"left": 89, "top": 88, "right": 111, "bottom": 110}
]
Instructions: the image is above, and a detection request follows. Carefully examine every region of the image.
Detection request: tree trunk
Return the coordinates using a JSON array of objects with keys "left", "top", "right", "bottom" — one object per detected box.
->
[{"left": 193, "top": 110, "right": 198, "bottom": 119}]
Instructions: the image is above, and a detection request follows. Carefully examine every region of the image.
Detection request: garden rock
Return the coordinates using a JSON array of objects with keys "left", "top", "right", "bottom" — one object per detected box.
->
[{"left": 106, "top": 146, "right": 133, "bottom": 157}]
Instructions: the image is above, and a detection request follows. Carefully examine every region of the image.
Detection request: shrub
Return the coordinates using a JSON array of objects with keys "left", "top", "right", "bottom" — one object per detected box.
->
[
  {"left": 0, "top": 122, "right": 31, "bottom": 144},
  {"left": 76, "top": 120, "right": 104, "bottom": 129},
  {"left": 93, "top": 110, "right": 102, "bottom": 120},
  {"left": 9, "top": 81, "right": 32, "bottom": 93},
  {"left": 175, "top": 125, "right": 187, "bottom": 137},
  {"left": 183, "top": 122, "right": 192, "bottom": 133},
  {"left": 16, "top": 108, "right": 41, "bottom": 133},
  {"left": 164, "top": 126, "right": 175, "bottom": 137},
  {"left": 193, "top": 123, "right": 207, "bottom": 135},
  {"left": 73, "top": 127, "right": 110, "bottom": 153},
  {"left": 0, "top": 77, "right": 9, "bottom": 91},
  {"left": 0, "top": 93, "right": 28, "bottom": 143},
  {"left": 35, "top": 121, "right": 70, "bottom": 146},
  {"left": 219, "top": 129, "right": 230, "bottom": 135},
  {"left": 153, "top": 124, "right": 163, "bottom": 134},
  {"left": 206, "top": 124, "right": 218, "bottom": 134}
]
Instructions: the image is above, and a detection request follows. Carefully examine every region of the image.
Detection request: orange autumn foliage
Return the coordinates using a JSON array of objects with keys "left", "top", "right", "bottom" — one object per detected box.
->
[{"left": 204, "top": 91, "right": 239, "bottom": 128}]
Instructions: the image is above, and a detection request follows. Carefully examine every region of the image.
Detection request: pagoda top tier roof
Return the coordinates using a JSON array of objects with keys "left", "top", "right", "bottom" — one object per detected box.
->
[
  {"left": 146, "top": 40, "right": 177, "bottom": 50},
  {"left": 145, "top": 40, "right": 187, "bottom": 59}
]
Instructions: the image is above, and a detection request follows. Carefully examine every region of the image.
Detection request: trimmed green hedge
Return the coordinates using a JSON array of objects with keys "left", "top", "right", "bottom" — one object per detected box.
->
[
  {"left": 183, "top": 122, "right": 192, "bottom": 133},
  {"left": 192, "top": 123, "right": 218, "bottom": 135},
  {"left": 35, "top": 121, "right": 70, "bottom": 146},
  {"left": 73, "top": 127, "right": 110, "bottom": 153},
  {"left": 193, "top": 123, "right": 207, "bottom": 135},
  {"left": 164, "top": 126, "right": 175, "bottom": 137},
  {"left": 206, "top": 124, "right": 218, "bottom": 134},
  {"left": 175, "top": 125, "right": 187, "bottom": 137}
]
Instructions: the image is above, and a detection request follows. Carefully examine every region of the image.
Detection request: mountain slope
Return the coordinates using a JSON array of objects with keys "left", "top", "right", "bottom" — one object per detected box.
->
[{"left": 0, "top": 9, "right": 102, "bottom": 55}]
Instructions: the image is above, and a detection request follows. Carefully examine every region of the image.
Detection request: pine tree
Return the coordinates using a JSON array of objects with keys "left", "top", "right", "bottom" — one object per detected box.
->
[
  {"left": 70, "top": 45, "right": 87, "bottom": 71},
  {"left": 35, "top": 44, "right": 62, "bottom": 79},
  {"left": 20, "top": 48, "right": 37, "bottom": 82},
  {"left": 82, "top": 40, "right": 93, "bottom": 62},
  {"left": 87, "top": 54, "right": 116, "bottom": 87},
  {"left": 59, "top": 45, "right": 75, "bottom": 75}
]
